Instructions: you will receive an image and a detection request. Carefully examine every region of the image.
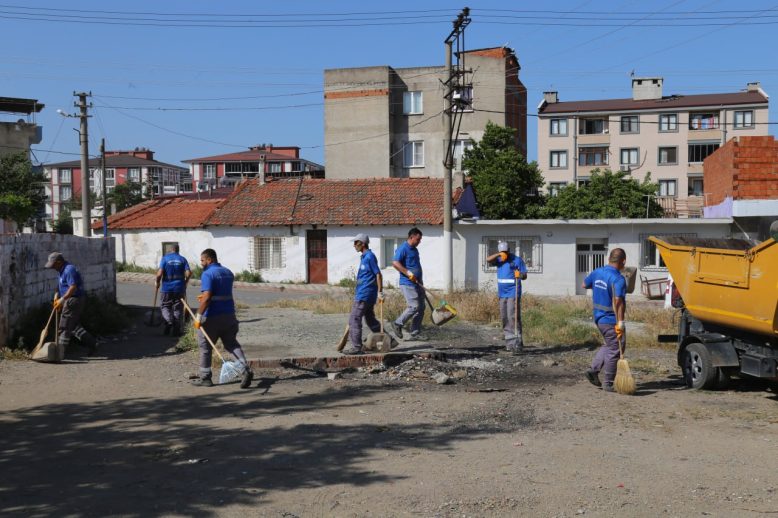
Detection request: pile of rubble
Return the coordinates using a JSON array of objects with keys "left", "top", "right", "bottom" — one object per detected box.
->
[{"left": 352, "top": 356, "right": 514, "bottom": 385}]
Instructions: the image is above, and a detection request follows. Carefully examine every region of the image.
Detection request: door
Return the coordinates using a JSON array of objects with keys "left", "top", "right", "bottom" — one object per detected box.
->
[
  {"left": 575, "top": 239, "right": 607, "bottom": 295},
  {"left": 306, "top": 229, "right": 328, "bottom": 284}
]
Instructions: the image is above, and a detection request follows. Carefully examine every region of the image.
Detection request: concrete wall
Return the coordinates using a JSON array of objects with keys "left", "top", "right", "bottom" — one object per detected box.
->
[
  {"left": 0, "top": 121, "right": 41, "bottom": 157},
  {"left": 0, "top": 234, "right": 116, "bottom": 347}
]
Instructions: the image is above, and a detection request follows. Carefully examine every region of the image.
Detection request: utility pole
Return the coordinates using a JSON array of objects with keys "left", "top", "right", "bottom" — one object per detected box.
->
[
  {"left": 74, "top": 91, "right": 92, "bottom": 237},
  {"left": 100, "top": 138, "right": 108, "bottom": 238},
  {"left": 443, "top": 7, "right": 471, "bottom": 294}
]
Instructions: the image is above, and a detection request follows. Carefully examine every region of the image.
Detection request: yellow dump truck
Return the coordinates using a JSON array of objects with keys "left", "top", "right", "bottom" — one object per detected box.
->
[{"left": 650, "top": 225, "right": 778, "bottom": 389}]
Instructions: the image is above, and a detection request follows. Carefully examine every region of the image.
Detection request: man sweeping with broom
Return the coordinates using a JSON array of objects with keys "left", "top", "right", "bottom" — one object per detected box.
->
[{"left": 583, "top": 248, "right": 631, "bottom": 394}]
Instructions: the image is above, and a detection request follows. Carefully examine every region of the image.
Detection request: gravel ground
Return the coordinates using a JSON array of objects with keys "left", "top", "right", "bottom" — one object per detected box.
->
[{"left": 1, "top": 299, "right": 777, "bottom": 517}]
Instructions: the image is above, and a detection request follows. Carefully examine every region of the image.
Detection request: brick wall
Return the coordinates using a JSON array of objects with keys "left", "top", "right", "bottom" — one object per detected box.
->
[
  {"left": 0, "top": 234, "right": 116, "bottom": 347},
  {"left": 704, "top": 136, "right": 778, "bottom": 206}
]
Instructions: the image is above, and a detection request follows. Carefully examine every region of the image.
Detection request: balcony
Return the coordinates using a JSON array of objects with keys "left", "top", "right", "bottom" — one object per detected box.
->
[{"left": 657, "top": 195, "right": 704, "bottom": 218}]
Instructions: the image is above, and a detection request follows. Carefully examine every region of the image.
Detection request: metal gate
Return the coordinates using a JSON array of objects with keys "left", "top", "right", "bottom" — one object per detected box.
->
[{"left": 575, "top": 240, "right": 607, "bottom": 295}]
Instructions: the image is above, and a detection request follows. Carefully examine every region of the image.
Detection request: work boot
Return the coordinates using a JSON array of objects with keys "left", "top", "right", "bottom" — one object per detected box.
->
[
  {"left": 408, "top": 333, "right": 428, "bottom": 342},
  {"left": 163, "top": 323, "right": 172, "bottom": 336},
  {"left": 602, "top": 383, "right": 615, "bottom": 393},
  {"left": 342, "top": 344, "right": 363, "bottom": 355},
  {"left": 509, "top": 345, "right": 524, "bottom": 356},
  {"left": 585, "top": 369, "right": 602, "bottom": 387},
  {"left": 192, "top": 377, "right": 213, "bottom": 387},
  {"left": 391, "top": 322, "right": 404, "bottom": 339},
  {"left": 240, "top": 369, "right": 254, "bottom": 389}
]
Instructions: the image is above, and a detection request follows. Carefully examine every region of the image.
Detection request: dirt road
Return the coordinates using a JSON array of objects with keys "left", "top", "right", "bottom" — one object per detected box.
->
[{"left": 1, "top": 300, "right": 777, "bottom": 517}]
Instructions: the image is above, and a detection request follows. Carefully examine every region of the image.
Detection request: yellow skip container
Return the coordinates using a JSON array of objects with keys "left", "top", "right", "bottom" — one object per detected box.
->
[{"left": 649, "top": 236, "right": 777, "bottom": 338}]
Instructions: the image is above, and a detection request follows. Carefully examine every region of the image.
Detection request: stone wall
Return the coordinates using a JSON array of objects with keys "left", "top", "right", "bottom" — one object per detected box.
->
[{"left": 0, "top": 234, "right": 116, "bottom": 347}]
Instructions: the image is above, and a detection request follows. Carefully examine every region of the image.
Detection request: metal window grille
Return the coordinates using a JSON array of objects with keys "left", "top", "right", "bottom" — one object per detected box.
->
[
  {"left": 250, "top": 236, "right": 285, "bottom": 270},
  {"left": 482, "top": 236, "right": 543, "bottom": 273},
  {"left": 639, "top": 233, "right": 696, "bottom": 270}
]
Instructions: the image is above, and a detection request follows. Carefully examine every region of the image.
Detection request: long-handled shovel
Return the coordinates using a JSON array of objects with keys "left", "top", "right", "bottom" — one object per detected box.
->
[
  {"left": 145, "top": 286, "right": 161, "bottom": 326},
  {"left": 421, "top": 287, "right": 457, "bottom": 326},
  {"left": 513, "top": 278, "right": 521, "bottom": 349},
  {"left": 181, "top": 298, "right": 246, "bottom": 384}
]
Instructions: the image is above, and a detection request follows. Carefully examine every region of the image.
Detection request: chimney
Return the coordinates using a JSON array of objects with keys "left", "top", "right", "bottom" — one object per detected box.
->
[
  {"left": 632, "top": 77, "right": 663, "bottom": 100},
  {"left": 747, "top": 81, "right": 762, "bottom": 92},
  {"left": 543, "top": 91, "right": 558, "bottom": 104}
]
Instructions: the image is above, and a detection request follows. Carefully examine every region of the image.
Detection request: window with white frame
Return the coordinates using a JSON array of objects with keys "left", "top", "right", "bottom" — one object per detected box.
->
[
  {"left": 382, "top": 237, "right": 405, "bottom": 268},
  {"left": 578, "top": 147, "right": 608, "bottom": 166},
  {"left": 203, "top": 163, "right": 217, "bottom": 179},
  {"left": 733, "top": 110, "right": 754, "bottom": 129},
  {"left": 58, "top": 168, "right": 71, "bottom": 184},
  {"left": 689, "top": 112, "right": 719, "bottom": 130},
  {"left": 403, "top": 91, "right": 423, "bottom": 115},
  {"left": 658, "top": 179, "right": 677, "bottom": 197},
  {"left": 59, "top": 185, "right": 72, "bottom": 202},
  {"left": 404, "top": 141, "right": 424, "bottom": 168},
  {"left": 453, "top": 139, "right": 473, "bottom": 172},
  {"left": 658, "top": 146, "right": 678, "bottom": 165},
  {"left": 127, "top": 167, "right": 140, "bottom": 182},
  {"left": 452, "top": 85, "right": 473, "bottom": 112},
  {"left": 482, "top": 236, "right": 542, "bottom": 273},
  {"left": 550, "top": 118, "right": 568, "bottom": 136},
  {"left": 548, "top": 182, "right": 567, "bottom": 196},
  {"left": 550, "top": 150, "right": 568, "bottom": 169},
  {"left": 251, "top": 236, "right": 285, "bottom": 270},
  {"left": 620, "top": 115, "right": 639, "bottom": 134},
  {"left": 659, "top": 113, "right": 678, "bottom": 132},
  {"left": 269, "top": 162, "right": 282, "bottom": 173},
  {"left": 620, "top": 148, "right": 639, "bottom": 166},
  {"left": 640, "top": 233, "right": 696, "bottom": 269},
  {"left": 105, "top": 168, "right": 116, "bottom": 192}
]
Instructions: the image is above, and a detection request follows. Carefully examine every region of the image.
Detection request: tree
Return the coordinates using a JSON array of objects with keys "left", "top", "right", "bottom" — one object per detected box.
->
[
  {"left": 52, "top": 205, "right": 73, "bottom": 234},
  {"left": 462, "top": 122, "right": 545, "bottom": 219},
  {"left": 0, "top": 152, "right": 45, "bottom": 230},
  {"left": 541, "top": 169, "right": 664, "bottom": 219},
  {"left": 109, "top": 181, "right": 144, "bottom": 212}
]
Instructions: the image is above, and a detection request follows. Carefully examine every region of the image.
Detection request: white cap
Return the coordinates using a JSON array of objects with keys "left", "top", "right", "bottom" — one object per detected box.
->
[
  {"left": 353, "top": 233, "right": 369, "bottom": 245},
  {"left": 497, "top": 241, "right": 509, "bottom": 252}
]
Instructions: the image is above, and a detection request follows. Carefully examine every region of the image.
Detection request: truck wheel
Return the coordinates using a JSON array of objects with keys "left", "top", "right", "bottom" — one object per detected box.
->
[{"left": 682, "top": 343, "right": 717, "bottom": 390}]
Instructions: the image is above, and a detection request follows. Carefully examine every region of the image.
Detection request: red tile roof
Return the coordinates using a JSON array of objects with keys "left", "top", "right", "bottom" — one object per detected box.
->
[
  {"left": 538, "top": 91, "right": 768, "bottom": 115},
  {"left": 210, "top": 178, "right": 455, "bottom": 227},
  {"left": 93, "top": 197, "right": 225, "bottom": 230},
  {"left": 97, "top": 178, "right": 459, "bottom": 230}
]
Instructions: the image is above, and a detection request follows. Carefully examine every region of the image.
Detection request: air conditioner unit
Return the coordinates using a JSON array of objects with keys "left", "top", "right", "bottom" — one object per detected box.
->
[{"left": 619, "top": 165, "right": 631, "bottom": 172}]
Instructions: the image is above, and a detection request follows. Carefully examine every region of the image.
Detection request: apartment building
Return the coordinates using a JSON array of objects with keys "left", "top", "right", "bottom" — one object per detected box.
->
[
  {"left": 44, "top": 148, "right": 190, "bottom": 227},
  {"left": 184, "top": 144, "right": 324, "bottom": 189},
  {"left": 537, "top": 78, "right": 769, "bottom": 215},
  {"left": 324, "top": 46, "right": 527, "bottom": 179}
]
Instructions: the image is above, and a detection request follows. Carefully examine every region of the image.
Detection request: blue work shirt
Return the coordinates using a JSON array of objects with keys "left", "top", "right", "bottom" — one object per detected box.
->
[
  {"left": 583, "top": 264, "right": 627, "bottom": 325},
  {"left": 159, "top": 252, "right": 190, "bottom": 293},
  {"left": 355, "top": 249, "right": 381, "bottom": 303},
  {"left": 200, "top": 262, "right": 235, "bottom": 317},
  {"left": 495, "top": 254, "right": 528, "bottom": 299},
  {"left": 58, "top": 262, "right": 84, "bottom": 298},
  {"left": 393, "top": 241, "right": 422, "bottom": 287}
]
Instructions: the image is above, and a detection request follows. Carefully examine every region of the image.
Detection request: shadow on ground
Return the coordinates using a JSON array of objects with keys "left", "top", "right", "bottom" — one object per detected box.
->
[{"left": 0, "top": 383, "right": 512, "bottom": 517}]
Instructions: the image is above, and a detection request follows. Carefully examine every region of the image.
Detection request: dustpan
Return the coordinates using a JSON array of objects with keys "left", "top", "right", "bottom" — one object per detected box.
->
[{"left": 423, "top": 291, "right": 457, "bottom": 326}]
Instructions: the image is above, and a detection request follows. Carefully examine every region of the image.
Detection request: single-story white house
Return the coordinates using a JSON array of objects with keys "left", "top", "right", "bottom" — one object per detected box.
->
[{"left": 97, "top": 177, "right": 733, "bottom": 297}]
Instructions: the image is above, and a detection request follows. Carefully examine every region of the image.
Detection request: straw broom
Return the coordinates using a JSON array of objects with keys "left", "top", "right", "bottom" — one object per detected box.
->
[{"left": 613, "top": 296, "right": 636, "bottom": 395}]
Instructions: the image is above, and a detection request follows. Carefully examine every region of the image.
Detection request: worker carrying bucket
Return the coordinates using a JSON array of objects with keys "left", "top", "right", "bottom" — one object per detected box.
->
[{"left": 486, "top": 241, "right": 528, "bottom": 354}]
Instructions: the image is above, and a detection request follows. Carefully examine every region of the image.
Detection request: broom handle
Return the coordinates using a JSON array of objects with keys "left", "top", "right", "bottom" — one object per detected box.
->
[
  {"left": 514, "top": 278, "right": 519, "bottom": 340},
  {"left": 611, "top": 285, "right": 625, "bottom": 360},
  {"left": 180, "top": 298, "right": 226, "bottom": 362},
  {"left": 379, "top": 299, "right": 384, "bottom": 334}
]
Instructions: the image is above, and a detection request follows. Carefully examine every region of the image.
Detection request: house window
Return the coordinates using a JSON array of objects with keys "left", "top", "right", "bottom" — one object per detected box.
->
[
  {"left": 579, "top": 118, "right": 605, "bottom": 135},
  {"left": 659, "top": 113, "right": 678, "bottom": 132},
  {"left": 203, "top": 164, "right": 216, "bottom": 179},
  {"left": 688, "top": 143, "right": 720, "bottom": 163},
  {"left": 620, "top": 148, "right": 639, "bottom": 166},
  {"left": 268, "top": 162, "right": 282, "bottom": 173},
  {"left": 658, "top": 147, "right": 678, "bottom": 165},
  {"left": 58, "top": 168, "right": 71, "bottom": 184},
  {"left": 404, "top": 141, "right": 424, "bottom": 168},
  {"left": 550, "top": 150, "right": 568, "bottom": 169},
  {"left": 577, "top": 177, "right": 591, "bottom": 187},
  {"left": 640, "top": 233, "right": 696, "bottom": 269},
  {"left": 403, "top": 91, "right": 423, "bottom": 115},
  {"left": 452, "top": 86, "right": 473, "bottom": 112},
  {"left": 453, "top": 139, "right": 473, "bottom": 172},
  {"left": 105, "top": 168, "right": 116, "bottom": 192},
  {"left": 548, "top": 182, "right": 567, "bottom": 196},
  {"left": 291, "top": 161, "right": 302, "bottom": 172},
  {"left": 620, "top": 116, "right": 639, "bottom": 134},
  {"left": 225, "top": 162, "right": 259, "bottom": 174},
  {"left": 733, "top": 110, "right": 754, "bottom": 129},
  {"left": 251, "top": 236, "right": 285, "bottom": 270},
  {"left": 658, "top": 179, "right": 677, "bottom": 197},
  {"left": 127, "top": 167, "right": 140, "bottom": 182},
  {"left": 382, "top": 237, "right": 404, "bottom": 268},
  {"left": 550, "top": 118, "right": 568, "bottom": 136},
  {"left": 482, "top": 236, "right": 542, "bottom": 273},
  {"left": 59, "top": 185, "right": 72, "bottom": 202},
  {"left": 578, "top": 147, "right": 608, "bottom": 166},
  {"left": 161, "top": 242, "right": 179, "bottom": 256},
  {"left": 689, "top": 112, "right": 719, "bottom": 130},
  {"left": 688, "top": 177, "right": 704, "bottom": 196}
]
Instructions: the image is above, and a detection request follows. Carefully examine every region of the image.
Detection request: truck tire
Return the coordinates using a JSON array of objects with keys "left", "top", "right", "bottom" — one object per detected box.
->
[{"left": 682, "top": 342, "right": 717, "bottom": 390}]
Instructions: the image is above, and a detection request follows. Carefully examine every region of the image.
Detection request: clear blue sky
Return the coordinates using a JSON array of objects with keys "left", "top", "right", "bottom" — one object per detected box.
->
[{"left": 2, "top": 0, "right": 776, "bottom": 167}]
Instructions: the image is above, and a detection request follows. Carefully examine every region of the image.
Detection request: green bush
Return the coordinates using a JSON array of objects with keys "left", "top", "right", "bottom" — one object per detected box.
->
[
  {"left": 234, "top": 270, "right": 263, "bottom": 283},
  {"left": 115, "top": 261, "right": 156, "bottom": 274}
]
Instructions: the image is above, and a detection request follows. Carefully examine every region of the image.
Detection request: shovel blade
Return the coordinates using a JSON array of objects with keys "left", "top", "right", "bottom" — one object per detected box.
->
[{"left": 31, "top": 342, "right": 64, "bottom": 363}]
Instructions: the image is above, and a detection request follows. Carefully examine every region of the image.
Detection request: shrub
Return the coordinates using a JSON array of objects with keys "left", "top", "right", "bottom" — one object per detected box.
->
[
  {"left": 234, "top": 270, "right": 263, "bottom": 283},
  {"left": 115, "top": 262, "right": 156, "bottom": 274}
]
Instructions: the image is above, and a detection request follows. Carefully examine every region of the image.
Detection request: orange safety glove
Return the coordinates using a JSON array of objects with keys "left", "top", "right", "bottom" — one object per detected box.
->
[
  {"left": 53, "top": 296, "right": 63, "bottom": 310},
  {"left": 615, "top": 321, "right": 626, "bottom": 340},
  {"left": 406, "top": 272, "right": 416, "bottom": 283},
  {"left": 194, "top": 313, "right": 206, "bottom": 330},
  {"left": 514, "top": 269, "right": 522, "bottom": 279},
  {"left": 498, "top": 252, "right": 508, "bottom": 262}
]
